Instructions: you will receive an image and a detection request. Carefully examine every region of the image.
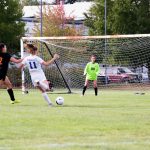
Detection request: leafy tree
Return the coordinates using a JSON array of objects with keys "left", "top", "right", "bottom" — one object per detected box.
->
[
  {"left": 111, "top": 0, "right": 150, "bottom": 34},
  {"left": 34, "top": 5, "right": 82, "bottom": 36},
  {"left": 21, "top": 0, "right": 39, "bottom": 6},
  {"left": 84, "top": 0, "right": 114, "bottom": 35},
  {"left": 0, "top": 0, "right": 25, "bottom": 53},
  {"left": 85, "top": 0, "right": 150, "bottom": 35}
]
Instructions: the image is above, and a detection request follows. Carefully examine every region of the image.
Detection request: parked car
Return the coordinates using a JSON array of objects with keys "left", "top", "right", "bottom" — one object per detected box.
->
[
  {"left": 98, "top": 68, "right": 110, "bottom": 84},
  {"left": 99, "top": 67, "right": 142, "bottom": 84}
]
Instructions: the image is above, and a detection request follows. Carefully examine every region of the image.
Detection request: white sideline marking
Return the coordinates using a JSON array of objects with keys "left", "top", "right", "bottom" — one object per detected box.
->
[
  {"left": 26, "top": 141, "right": 150, "bottom": 148},
  {"left": 3, "top": 141, "right": 150, "bottom": 149}
]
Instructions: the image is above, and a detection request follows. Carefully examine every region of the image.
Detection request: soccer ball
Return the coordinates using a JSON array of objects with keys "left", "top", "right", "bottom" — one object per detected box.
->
[
  {"left": 22, "top": 90, "right": 29, "bottom": 94},
  {"left": 56, "top": 97, "right": 64, "bottom": 105}
]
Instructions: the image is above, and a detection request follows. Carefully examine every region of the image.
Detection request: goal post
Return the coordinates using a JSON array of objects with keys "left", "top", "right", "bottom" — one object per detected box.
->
[
  {"left": 20, "top": 34, "right": 150, "bottom": 93},
  {"left": 43, "top": 42, "right": 72, "bottom": 93}
]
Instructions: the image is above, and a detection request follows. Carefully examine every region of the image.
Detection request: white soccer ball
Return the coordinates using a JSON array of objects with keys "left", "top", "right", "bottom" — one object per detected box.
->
[
  {"left": 56, "top": 96, "right": 64, "bottom": 105},
  {"left": 22, "top": 90, "right": 29, "bottom": 94}
]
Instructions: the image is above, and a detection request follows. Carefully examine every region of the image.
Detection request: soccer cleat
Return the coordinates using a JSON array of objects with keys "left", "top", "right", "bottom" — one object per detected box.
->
[
  {"left": 10, "top": 101, "right": 15, "bottom": 104},
  {"left": 10, "top": 100, "right": 21, "bottom": 104},
  {"left": 80, "top": 94, "right": 84, "bottom": 97}
]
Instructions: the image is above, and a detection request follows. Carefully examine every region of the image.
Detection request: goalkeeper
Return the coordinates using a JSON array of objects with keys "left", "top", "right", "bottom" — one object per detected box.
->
[{"left": 82, "top": 55, "right": 100, "bottom": 96}]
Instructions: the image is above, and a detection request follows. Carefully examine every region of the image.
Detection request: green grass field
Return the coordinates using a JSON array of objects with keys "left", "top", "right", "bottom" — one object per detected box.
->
[{"left": 0, "top": 90, "right": 150, "bottom": 150}]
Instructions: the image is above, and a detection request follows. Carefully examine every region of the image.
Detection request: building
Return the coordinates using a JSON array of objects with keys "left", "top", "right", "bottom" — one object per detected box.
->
[{"left": 22, "top": 2, "right": 93, "bottom": 36}]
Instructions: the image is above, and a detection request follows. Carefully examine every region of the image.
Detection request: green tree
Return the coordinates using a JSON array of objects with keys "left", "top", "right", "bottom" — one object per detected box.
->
[
  {"left": 21, "top": 0, "right": 39, "bottom": 6},
  {"left": 84, "top": 0, "right": 114, "bottom": 35},
  {"left": 0, "top": 0, "right": 25, "bottom": 53},
  {"left": 111, "top": 0, "right": 150, "bottom": 34},
  {"left": 85, "top": 0, "right": 150, "bottom": 35}
]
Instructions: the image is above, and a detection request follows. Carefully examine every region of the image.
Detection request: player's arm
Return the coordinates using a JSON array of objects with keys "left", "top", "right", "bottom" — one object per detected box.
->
[
  {"left": 84, "top": 63, "right": 89, "bottom": 75},
  {"left": 19, "top": 64, "right": 25, "bottom": 70},
  {"left": 42, "top": 54, "right": 59, "bottom": 66},
  {"left": 10, "top": 57, "right": 23, "bottom": 63},
  {"left": 96, "top": 64, "right": 100, "bottom": 76},
  {"left": 19, "top": 58, "right": 26, "bottom": 69}
]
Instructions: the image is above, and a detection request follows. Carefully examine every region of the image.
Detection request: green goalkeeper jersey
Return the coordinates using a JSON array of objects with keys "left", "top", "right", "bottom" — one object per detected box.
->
[{"left": 84, "top": 62, "right": 100, "bottom": 80}]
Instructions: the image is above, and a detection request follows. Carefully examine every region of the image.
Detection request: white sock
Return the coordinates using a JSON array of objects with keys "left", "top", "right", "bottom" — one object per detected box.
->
[{"left": 42, "top": 92, "right": 52, "bottom": 105}]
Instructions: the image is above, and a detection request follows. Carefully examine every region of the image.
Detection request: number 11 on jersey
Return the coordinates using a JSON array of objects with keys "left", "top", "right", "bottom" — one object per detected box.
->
[{"left": 29, "top": 61, "right": 37, "bottom": 69}]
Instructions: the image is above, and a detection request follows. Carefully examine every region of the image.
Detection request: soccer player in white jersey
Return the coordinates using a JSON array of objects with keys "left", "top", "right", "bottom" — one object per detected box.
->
[{"left": 20, "top": 44, "right": 59, "bottom": 106}]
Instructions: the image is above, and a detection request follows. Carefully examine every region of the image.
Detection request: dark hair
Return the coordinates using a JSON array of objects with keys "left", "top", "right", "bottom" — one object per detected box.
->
[
  {"left": 27, "top": 44, "right": 38, "bottom": 55},
  {"left": 0, "top": 43, "right": 5, "bottom": 53},
  {"left": 33, "top": 46, "right": 37, "bottom": 51},
  {"left": 91, "top": 55, "right": 96, "bottom": 58},
  {"left": 27, "top": 44, "right": 34, "bottom": 49}
]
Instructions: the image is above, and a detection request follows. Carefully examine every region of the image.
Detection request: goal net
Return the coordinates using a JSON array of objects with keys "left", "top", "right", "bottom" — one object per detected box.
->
[{"left": 21, "top": 34, "right": 150, "bottom": 93}]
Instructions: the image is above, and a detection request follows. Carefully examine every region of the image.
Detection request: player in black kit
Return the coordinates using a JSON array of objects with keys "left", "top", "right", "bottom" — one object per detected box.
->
[{"left": 0, "top": 43, "right": 23, "bottom": 104}]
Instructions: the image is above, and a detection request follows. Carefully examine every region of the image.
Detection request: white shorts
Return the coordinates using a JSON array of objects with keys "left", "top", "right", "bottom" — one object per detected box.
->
[{"left": 31, "top": 72, "right": 47, "bottom": 86}]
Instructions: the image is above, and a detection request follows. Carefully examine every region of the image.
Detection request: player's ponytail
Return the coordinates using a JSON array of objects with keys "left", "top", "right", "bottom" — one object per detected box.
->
[
  {"left": 0, "top": 43, "right": 5, "bottom": 53},
  {"left": 27, "top": 44, "right": 38, "bottom": 55},
  {"left": 31, "top": 46, "right": 38, "bottom": 55}
]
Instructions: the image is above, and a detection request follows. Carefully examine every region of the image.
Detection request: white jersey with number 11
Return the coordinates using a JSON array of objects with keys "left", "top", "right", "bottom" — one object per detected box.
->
[
  {"left": 22, "top": 55, "right": 46, "bottom": 86},
  {"left": 22, "top": 55, "right": 44, "bottom": 73}
]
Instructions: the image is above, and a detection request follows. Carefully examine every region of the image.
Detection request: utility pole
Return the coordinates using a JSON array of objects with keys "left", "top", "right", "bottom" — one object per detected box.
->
[
  {"left": 40, "top": 0, "right": 43, "bottom": 37},
  {"left": 104, "top": 0, "right": 108, "bottom": 85}
]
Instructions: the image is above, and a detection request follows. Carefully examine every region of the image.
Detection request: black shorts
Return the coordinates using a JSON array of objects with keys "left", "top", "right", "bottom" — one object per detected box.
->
[{"left": 0, "top": 75, "right": 6, "bottom": 81}]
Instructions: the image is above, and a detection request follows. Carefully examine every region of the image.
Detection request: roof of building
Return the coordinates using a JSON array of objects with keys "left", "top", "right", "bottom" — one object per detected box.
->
[{"left": 23, "top": 2, "right": 93, "bottom": 21}]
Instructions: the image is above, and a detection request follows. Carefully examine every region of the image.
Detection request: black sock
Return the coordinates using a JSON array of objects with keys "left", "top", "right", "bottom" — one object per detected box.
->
[
  {"left": 94, "top": 87, "right": 98, "bottom": 96},
  {"left": 82, "top": 86, "right": 87, "bottom": 95},
  {"left": 7, "top": 89, "right": 15, "bottom": 101}
]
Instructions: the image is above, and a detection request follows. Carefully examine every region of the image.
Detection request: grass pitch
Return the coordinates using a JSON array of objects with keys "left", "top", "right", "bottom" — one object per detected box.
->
[{"left": 0, "top": 90, "right": 150, "bottom": 150}]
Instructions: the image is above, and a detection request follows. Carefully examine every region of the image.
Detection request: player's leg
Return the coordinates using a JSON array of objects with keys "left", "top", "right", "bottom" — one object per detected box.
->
[
  {"left": 82, "top": 79, "right": 89, "bottom": 96},
  {"left": 3, "top": 76, "right": 16, "bottom": 102},
  {"left": 47, "top": 80, "right": 54, "bottom": 92},
  {"left": 33, "top": 72, "right": 49, "bottom": 91},
  {"left": 34, "top": 79, "right": 52, "bottom": 105},
  {"left": 35, "top": 80, "right": 49, "bottom": 91},
  {"left": 36, "top": 85, "right": 52, "bottom": 105},
  {"left": 32, "top": 72, "right": 53, "bottom": 105},
  {"left": 93, "top": 80, "right": 98, "bottom": 96}
]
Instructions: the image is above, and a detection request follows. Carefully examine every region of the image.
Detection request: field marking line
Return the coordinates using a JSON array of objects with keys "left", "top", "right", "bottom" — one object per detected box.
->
[{"left": 22, "top": 141, "right": 150, "bottom": 148}]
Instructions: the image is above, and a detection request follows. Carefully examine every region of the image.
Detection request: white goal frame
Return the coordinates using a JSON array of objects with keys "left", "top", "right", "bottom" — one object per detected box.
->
[{"left": 20, "top": 34, "right": 150, "bottom": 93}]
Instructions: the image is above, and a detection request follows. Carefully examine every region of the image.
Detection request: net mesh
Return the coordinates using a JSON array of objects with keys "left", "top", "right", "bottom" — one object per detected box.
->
[{"left": 21, "top": 35, "right": 150, "bottom": 93}]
